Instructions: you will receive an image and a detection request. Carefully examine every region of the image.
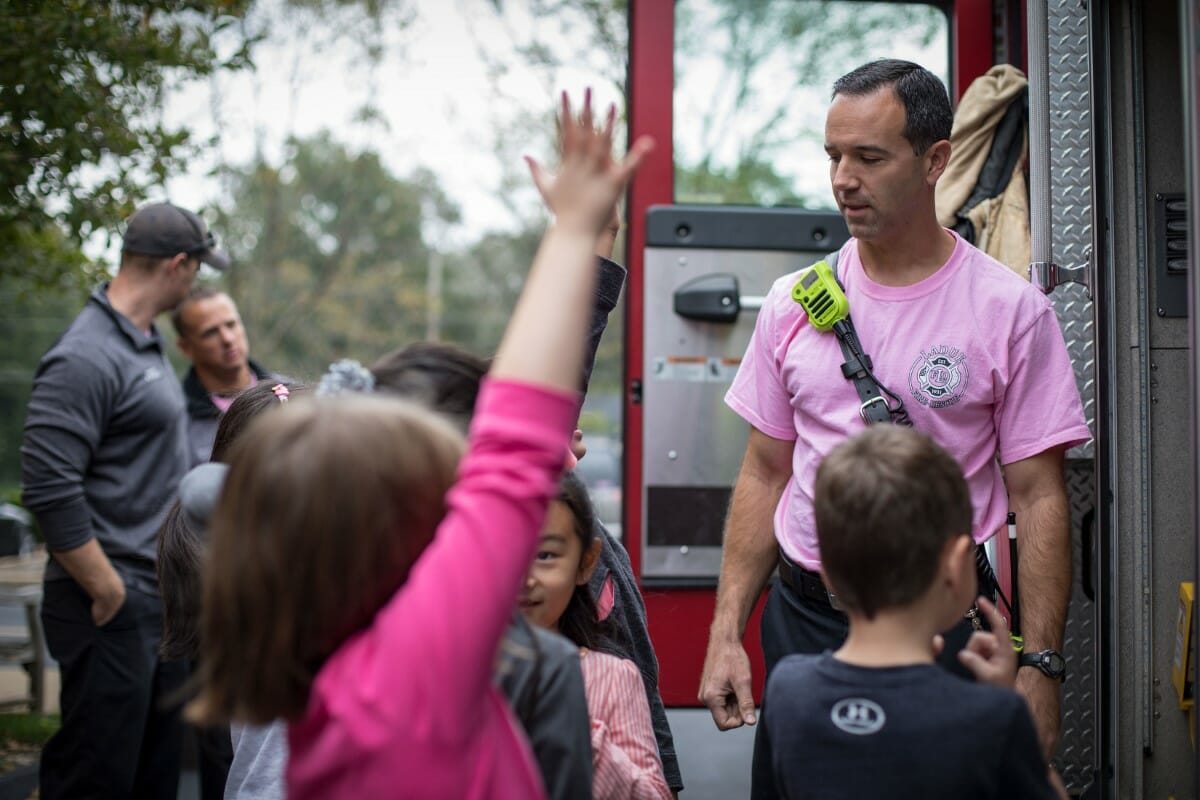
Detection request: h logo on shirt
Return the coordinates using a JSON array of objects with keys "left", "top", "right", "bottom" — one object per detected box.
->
[{"left": 830, "top": 698, "right": 886, "bottom": 735}]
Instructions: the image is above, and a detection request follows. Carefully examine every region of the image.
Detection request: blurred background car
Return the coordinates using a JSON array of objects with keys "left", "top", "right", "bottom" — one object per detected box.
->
[{"left": 575, "top": 435, "right": 623, "bottom": 541}]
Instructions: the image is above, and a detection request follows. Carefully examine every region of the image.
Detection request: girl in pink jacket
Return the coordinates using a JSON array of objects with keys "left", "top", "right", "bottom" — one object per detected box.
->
[{"left": 187, "top": 91, "right": 652, "bottom": 800}]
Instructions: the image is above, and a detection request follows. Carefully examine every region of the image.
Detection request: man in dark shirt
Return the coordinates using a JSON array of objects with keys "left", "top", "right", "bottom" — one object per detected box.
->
[
  {"left": 21, "top": 201, "right": 229, "bottom": 799},
  {"left": 171, "top": 287, "right": 276, "bottom": 466}
]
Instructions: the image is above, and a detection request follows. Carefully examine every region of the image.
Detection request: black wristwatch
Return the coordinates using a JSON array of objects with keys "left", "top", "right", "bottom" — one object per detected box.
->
[{"left": 1018, "top": 648, "right": 1066, "bottom": 680}]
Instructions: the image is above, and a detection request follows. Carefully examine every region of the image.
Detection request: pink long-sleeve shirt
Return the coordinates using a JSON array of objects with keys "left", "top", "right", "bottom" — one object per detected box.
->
[
  {"left": 581, "top": 650, "right": 673, "bottom": 800},
  {"left": 287, "top": 378, "right": 578, "bottom": 800}
]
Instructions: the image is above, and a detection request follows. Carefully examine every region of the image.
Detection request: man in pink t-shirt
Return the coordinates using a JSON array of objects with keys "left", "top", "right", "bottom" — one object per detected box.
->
[{"left": 697, "top": 59, "right": 1088, "bottom": 797}]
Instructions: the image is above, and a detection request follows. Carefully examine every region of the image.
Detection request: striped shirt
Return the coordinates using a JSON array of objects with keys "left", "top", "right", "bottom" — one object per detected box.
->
[{"left": 580, "top": 649, "right": 672, "bottom": 800}]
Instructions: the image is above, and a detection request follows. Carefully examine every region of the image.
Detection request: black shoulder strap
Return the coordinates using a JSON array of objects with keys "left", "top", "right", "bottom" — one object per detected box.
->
[
  {"left": 828, "top": 251, "right": 997, "bottom": 617},
  {"left": 824, "top": 250, "right": 895, "bottom": 425}
]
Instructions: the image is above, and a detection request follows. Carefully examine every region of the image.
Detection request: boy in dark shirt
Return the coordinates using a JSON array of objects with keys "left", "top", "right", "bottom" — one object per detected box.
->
[{"left": 762, "top": 426, "right": 1061, "bottom": 800}]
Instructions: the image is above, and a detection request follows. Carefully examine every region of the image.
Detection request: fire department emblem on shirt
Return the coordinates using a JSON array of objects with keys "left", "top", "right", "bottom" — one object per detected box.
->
[{"left": 909, "top": 346, "right": 969, "bottom": 409}]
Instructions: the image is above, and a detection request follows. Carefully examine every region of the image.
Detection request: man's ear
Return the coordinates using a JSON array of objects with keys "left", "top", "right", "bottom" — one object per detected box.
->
[
  {"left": 166, "top": 252, "right": 191, "bottom": 275},
  {"left": 176, "top": 308, "right": 194, "bottom": 356},
  {"left": 577, "top": 537, "right": 602, "bottom": 585},
  {"left": 925, "top": 139, "right": 952, "bottom": 186}
]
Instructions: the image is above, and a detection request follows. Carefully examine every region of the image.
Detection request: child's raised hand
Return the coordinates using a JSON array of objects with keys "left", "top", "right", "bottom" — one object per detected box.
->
[
  {"left": 956, "top": 596, "right": 1018, "bottom": 689},
  {"left": 524, "top": 89, "right": 653, "bottom": 240}
]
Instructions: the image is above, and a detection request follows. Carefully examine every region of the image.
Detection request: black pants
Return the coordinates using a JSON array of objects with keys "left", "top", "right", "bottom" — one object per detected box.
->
[
  {"left": 749, "top": 576, "right": 986, "bottom": 800},
  {"left": 40, "top": 578, "right": 188, "bottom": 800},
  {"left": 194, "top": 719, "right": 233, "bottom": 800}
]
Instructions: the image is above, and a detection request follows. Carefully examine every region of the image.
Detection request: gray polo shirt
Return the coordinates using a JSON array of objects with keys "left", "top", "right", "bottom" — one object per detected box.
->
[{"left": 21, "top": 285, "right": 189, "bottom": 588}]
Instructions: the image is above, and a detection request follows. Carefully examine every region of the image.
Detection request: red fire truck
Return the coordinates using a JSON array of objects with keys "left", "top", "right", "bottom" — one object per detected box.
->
[{"left": 617, "top": 1, "right": 1200, "bottom": 797}]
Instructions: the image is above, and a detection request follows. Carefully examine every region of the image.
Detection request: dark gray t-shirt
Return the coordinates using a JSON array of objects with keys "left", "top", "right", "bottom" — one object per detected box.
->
[
  {"left": 22, "top": 285, "right": 189, "bottom": 587},
  {"left": 763, "top": 652, "right": 1055, "bottom": 800}
]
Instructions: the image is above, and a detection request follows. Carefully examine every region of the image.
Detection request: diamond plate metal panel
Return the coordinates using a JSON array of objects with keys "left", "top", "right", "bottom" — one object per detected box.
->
[
  {"left": 1048, "top": 0, "right": 1097, "bottom": 460},
  {"left": 1046, "top": 2, "right": 1097, "bottom": 794},
  {"left": 1046, "top": 1, "right": 1099, "bottom": 796},
  {"left": 1051, "top": 461, "right": 1097, "bottom": 794}
]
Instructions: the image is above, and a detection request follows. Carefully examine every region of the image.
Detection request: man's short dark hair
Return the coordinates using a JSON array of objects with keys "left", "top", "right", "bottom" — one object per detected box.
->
[
  {"left": 832, "top": 59, "right": 953, "bottom": 155},
  {"left": 171, "top": 285, "right": 224, "bottom": 338},
  {"left": 814, "top": 426, "right": 972, "bottom": 619}
]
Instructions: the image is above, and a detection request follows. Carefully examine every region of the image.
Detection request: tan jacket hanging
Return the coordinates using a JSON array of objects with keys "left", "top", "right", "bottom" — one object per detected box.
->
[{"left": 936, "top": 64, "right": 1031, "bottom": 278}]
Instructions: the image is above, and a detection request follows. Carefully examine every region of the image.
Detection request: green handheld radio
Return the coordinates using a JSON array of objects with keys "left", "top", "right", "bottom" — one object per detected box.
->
[{"left": 790, "top": 260, "right": 850, "bottom": 331}]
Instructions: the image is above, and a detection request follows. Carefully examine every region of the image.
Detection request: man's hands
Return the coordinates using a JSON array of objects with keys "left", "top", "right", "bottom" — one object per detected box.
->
[
  {"left": 698, "top": 429, "right": 792, "bottom": 732},
  {"left": 90, "top": 574, "right": 126, "bottom": 627},
  {"left": 698, "top": 637, "right": 757, "bottom": 729},
  {"left": 957, "top": 596, "right": 1017, "bottom": 688},
  {"left": 51, "top": 539, "right": 127, "bottom": 627}
]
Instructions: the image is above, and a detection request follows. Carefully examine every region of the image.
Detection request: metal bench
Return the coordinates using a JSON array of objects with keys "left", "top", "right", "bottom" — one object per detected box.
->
[{"left": 0, "top": 507, "right": 46, "bottom": 713}]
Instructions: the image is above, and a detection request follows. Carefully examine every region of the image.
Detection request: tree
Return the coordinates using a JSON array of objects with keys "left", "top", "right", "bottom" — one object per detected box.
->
[
  {"left": 206, "top": 131, "right": 459, "bottom": 379},
  {"left": 0, "top": 288, "right": 83, "bottom": 489},
  {"left": 0, "top": 0, "right": 256, "bottom": 294},
  {"left": 439, "top": 223, "right": 541, "bottom": 359},
  {"left": 674, "top": 0, "right": 948, "bottom": 206}
]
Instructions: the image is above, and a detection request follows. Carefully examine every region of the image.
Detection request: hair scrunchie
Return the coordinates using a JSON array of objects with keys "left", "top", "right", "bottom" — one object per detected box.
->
[{"left": 316, "top": 359, "right": 376, "bottom": 397}]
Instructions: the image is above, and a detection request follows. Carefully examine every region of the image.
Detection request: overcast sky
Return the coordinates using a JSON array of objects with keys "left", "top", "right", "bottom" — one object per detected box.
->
[
  {"left": 158, "top": 0, "right": 947, "bottom": 252},
  {"left": 162, "top": 0, "right": 624, "bottom": 247}
]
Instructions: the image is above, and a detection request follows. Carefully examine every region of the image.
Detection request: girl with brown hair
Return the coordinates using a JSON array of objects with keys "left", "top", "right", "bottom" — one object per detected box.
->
[{"left": 187, "top": 91, "right": 652, "bottom": 800}]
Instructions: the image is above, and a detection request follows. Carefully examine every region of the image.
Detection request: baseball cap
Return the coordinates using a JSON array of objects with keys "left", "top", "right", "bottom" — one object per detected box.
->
[{"left": 122, "top": 202, "right": 231, "bottom": 271}]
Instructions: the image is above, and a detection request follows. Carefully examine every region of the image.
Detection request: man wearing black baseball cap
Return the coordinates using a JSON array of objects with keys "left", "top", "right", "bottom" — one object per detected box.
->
[
  {"left": 22, "top": 201, "right": 229, "bottom": 798},
  {"left": 122, "top": 201, "right": 232, "bottom": 272}
]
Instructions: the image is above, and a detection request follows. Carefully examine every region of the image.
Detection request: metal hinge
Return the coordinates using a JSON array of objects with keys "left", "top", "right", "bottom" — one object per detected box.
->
[{"left": 1030, "top": 261, "right": 1092, "bottom": 298}]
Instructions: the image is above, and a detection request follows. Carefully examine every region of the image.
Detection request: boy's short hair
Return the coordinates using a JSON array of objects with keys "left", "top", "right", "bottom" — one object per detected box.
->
[{"left": 814, "top": 426, "right": 972, "bottom": 619}]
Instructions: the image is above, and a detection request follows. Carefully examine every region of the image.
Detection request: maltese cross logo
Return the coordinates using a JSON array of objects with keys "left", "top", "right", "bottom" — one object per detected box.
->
[{"left": 909, "top": 345, "right": 969, "bottom": 409}]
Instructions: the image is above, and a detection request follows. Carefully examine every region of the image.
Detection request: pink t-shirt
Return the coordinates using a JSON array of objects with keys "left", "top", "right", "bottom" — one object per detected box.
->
[
  {"left": 725, "top": 233, "right": 1090, "bottom": 570},
  {"left": 287, "top": 378, "right": 578, "bottom": 800},
  {"left": 211, "top": 376, "right": 259, "bottom": 413}
]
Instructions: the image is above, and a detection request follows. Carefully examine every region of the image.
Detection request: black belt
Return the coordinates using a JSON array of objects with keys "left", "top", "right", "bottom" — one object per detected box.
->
[
  {"left": 778, "top": 545, "right": 998, "bottom": 622},
  {"left": 777, "top": 550, "right": 842, "bottom": 611}
]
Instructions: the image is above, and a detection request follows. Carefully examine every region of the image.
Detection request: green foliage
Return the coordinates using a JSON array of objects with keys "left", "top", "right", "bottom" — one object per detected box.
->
[
  {"left": 676, "top": 157, "right": 814, "bottom": 208},
  {"left": 207, "top": 132, "right": 457, "bottom": 379},
  {"left": 674, "top": 0, "right": 947, "bottom": 206},
  {"left": 0, "top": 0, "right": 255, "bottom": 292},
  {"left": 0, "top": 287, "right": 88, "bottom": 487},
  {"left": 0, "top": 713, "right": 60, "bottom": 746},
  {"left": 439, "top": 224, "right": 541, "bottom": 359}
]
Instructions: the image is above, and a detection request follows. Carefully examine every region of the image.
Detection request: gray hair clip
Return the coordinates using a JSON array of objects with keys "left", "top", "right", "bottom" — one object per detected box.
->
[{"left": 317, "top": 359, "right": 376, "bottom": 397}]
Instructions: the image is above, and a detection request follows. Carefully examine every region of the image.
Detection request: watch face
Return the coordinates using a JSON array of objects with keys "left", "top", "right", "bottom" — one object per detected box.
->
[{"left": 1044, "top": 651, "right": 1066, "bottom": 676}]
